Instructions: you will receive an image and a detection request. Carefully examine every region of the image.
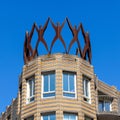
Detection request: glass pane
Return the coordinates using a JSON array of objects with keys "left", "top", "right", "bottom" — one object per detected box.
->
[
  {"left": 69, "top": 74, "right": 75, "bottom": 92},
  {"left": 43, "top": 92, "right": 55, "bottom": 98},
  {"left": 50, "top": 114, "right": 55, "bottom": 120},
  {"left": 44, "top": 75, "right": 48, "bottom": 92},
  {"left": 98, "top": 101, "right": 104, "bottom": 112},
  {"left": 63, "top": 73, "right": 68, "bottom": 91},
  {"left": 84, "top": 79, "right": 89, "bottom": 97},
  {"left": 63, "top": 92, "right": 75, "bottom": 98},
  {"left": 85, "top": 80, "right": 89, "bottom": 97},
  {"left": 29, "top": 80, "right": 33, "bottom": 96},
  {"left": 105, "top": 101, "right": 110, "bottom": 112},
  {"left": 70, "top": 114, "right": 76, "bottom": 120},
  {"left": 64, "top": 114, "right": 69, "bottom": 120},
  {"left": 64, "top": 114, "right": 76, "bottom": 120},
  {"left": 43, "top": 115, "right": 48, "bottom": 120},
  {"left": 33, "top": 80, "right": 35, "bottom": 95},
  {"left": 50, "top": 74, "right": 55, "bottom": 91}
]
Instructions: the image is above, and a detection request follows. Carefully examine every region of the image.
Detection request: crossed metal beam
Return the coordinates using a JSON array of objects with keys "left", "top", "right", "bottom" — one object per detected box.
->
[{"left": 24, "top": 17, "right": 92, "bottom": 64}]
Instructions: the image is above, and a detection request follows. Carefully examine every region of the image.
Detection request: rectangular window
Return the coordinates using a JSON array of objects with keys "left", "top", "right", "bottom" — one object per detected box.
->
[
  {"left": 98, "top": 100, "right": 111, "bottom": 112},
  {"left": 63, "top": 72, "right": 76, "bottom": 98},
  {"left": 7, "top": 115, "right": 11, "bottom": 120},
  {"left": 27, "top": 77, "right": 35, "bottom": 103},
  {"left": 63, "top": 113, "right": 77, "bottom": 120},
  {"left": 84, "top": 116, "right": 93, "bottom": 120},
  {"left": 42, "top": 72, "right": 55, "bottom": 98},
  {"left": 41, "top": 113, "right": 56, "bottom": 120},
  {"left": 83, "top": 76, "right": 91, "bottom": 103}
]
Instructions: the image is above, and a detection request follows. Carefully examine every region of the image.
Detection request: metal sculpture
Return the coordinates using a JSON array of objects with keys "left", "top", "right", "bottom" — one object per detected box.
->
[
  {"left": 23, "top": 17, "right": 92, "bottom": 64},
  {"left": 66, "top": 18, "right": 82, "bottom": 57},
  {"left": 35, "top": 17, "right": 49, "bottom": 53},
  {"left": 81, "top": 24, "right": 92, "bottom": 63},
  {"left": 24, "top": 34, "right": 29, "bottom": 64},
  {"left": 23, "top": 23, "right": 36, "bottom": 64},
  {"left": 49, "top": 19, "right": 67, "bottom": 54}
]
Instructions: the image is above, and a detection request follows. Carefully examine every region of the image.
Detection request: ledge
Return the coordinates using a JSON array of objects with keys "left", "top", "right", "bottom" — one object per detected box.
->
[{"left": 97, "top": 112, "right": 120, "bottom": 120}]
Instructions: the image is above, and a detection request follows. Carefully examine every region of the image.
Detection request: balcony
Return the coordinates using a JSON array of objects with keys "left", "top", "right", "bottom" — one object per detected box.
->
[
  {"left": 97, "top": 95, "right": 120, "bottom": 120},
  {"left": 97, "top": 113, "right": 120, "bottom": 120}
]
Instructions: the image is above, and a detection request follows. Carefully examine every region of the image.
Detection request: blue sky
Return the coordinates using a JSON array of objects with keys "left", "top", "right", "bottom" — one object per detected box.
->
[{"left": 0, "top": 0, "right": 120, "bottom": 113}]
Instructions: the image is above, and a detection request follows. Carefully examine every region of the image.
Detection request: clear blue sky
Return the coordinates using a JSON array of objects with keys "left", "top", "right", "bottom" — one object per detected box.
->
[{"left": 0, "top": 0, "right": 120, "bottom": 113}]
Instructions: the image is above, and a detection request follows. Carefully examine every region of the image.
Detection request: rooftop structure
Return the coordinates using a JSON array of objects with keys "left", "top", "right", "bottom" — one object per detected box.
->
[{"left": 0, "top": 18, "right": 120, "bottom": 120}]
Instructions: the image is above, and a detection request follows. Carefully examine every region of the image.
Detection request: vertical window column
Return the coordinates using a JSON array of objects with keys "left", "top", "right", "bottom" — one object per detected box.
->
[
  {"left": 42, "top": 72, "right": 55, "bottom": 98},
  {"left": 63, "top": 72, "right": 76, "bottom": 98},
  {"left": 27, "top": 77, "right": 35, "bottom": 103},
  {"left": 83, "top": 76, "right": 91, "bottom": 103}
]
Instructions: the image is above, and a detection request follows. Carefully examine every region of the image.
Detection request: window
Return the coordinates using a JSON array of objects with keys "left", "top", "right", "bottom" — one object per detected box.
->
[
  {"left": 98, "top": 100, "right": 111, "bottom": 112},
  {"left": 84, "top": 116, "right": 93, "bottom": 120},
  {"left": 25, "top": 116, "right": 34, "bottom": 120},
  {"left": 7, "top": 115, "right": 11, "bottom": 120},
  {"left": 83, "top": 76, "right": 91, "bottom": 103},
  {"left": 41, "top": 113, "right": 56, "bottom": 120},
  {"left": 63, "top": 72, "right": 76, "bottom": 98},
  {"left": 63, "top": 113, "right": 77, "bottom": 120},
  {"left": 27, "top": 77, "right": 35, "bottom": 103},
  {"left": 42, "top": 72, "right": 55, "bottom": 98}
]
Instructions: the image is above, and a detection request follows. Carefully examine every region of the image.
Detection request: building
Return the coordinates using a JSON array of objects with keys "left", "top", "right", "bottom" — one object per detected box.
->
[
  {"left": 0, "top": 53, "right": 120, "bottom": 120},
  {"left": 0, "top": 19, "right": 120, "bottom": 120}
]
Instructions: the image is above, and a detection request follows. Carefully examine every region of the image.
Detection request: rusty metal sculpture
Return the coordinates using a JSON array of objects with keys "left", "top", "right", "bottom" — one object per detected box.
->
[
  {"left": 66, "top": 18, "right": 82, "bottom": 56},
  {"left": 23, "top": 23, "right": 36, "bottom": 64},
  {"left": 81, "top": 24, "right": 92, "bottom": 63},
  {"left": 24, "top": 34, "right": 29, "bottom": 64},
  {"left": 35, "top": 17, "right": 49, "bottom": 53},
  {"left": 23, "top": 17, "right": 92, "bottom": 64},
  {"left": 49, "top": 19, "right": 67, "bottom": 54}
]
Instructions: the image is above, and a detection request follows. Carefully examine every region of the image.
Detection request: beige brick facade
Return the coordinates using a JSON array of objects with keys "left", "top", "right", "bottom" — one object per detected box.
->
[{"left": 0, "top": 54, "right": 120, "bottom": 120}]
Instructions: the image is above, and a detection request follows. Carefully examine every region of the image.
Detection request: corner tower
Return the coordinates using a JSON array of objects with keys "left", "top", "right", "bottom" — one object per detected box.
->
[{"left": 19, "top": 53, "right": 96, "bottom": 120}]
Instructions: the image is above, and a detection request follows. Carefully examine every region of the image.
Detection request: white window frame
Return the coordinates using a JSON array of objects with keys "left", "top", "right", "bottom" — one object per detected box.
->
[
  {"left": 42, "top": 72, "right": 55, "bottom": 98},
  {"left": 63, "top": 113, "right": 77, "bottom": 120},
  {"left": 98, "top": 100, "right": 112, "bottom": 112},
  {"left": 26, "top": 77, "right": 35, "bottom": 104},
  {"left": 62, "top": 72, "right": 77, "bottom": 99},
  {"left": 83, "top": 76, "right": 91, "bottom": 103}
]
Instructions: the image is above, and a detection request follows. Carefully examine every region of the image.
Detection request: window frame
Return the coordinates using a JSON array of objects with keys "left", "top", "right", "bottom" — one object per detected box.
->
[
  {"left": 62, "top": 71, "right": 77, "bottom": 99},
  {"left": 26, "top": 76, "right": 35, "bottom": 104},
  {"left": 83, "top": 76, "right": 91, "bottom": 103},
  {"left": 41, "top": 112, "right": 56, "bottom": 120},
  {"left": 63, "top": 113, "right": 78, "bottom": 120},
  {"left": 98, "top": 100, "right": 112, "bottom": 112},
  {"left": 42, "top": 71, "right": 56, "bottom": 98}
]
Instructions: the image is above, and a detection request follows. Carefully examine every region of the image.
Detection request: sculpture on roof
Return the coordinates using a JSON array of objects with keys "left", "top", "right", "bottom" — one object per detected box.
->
[
  {"left": 23, "top": 23, "right": 36, "bottom": 64},
  {"left": 23, "top": 17, "right": 92, "bottom": 64},
  {"left": 49, "top": 19, "right": 67, "bottom": 54},
  {"left": 81, "top": 24, "right": 92, "bottom": 63},
  {"left": 35, "top": 17, "right": 50, "bottom": 53},
  {"left": 66, "top": 18, "right": 82, "bottom": 57}
]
